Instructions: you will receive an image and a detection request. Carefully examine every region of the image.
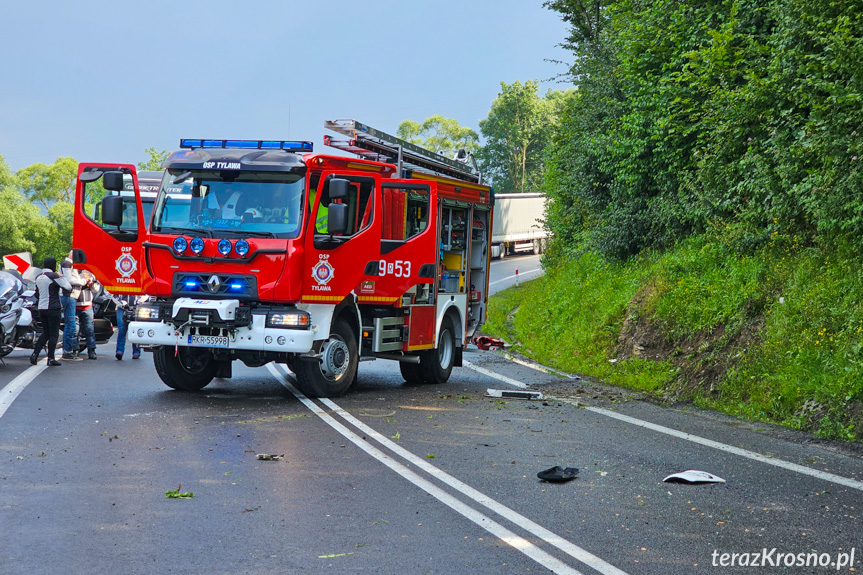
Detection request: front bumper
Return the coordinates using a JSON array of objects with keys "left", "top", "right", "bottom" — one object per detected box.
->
[{"left": 128, "top": 298, "right": 315, "bottom": 353}]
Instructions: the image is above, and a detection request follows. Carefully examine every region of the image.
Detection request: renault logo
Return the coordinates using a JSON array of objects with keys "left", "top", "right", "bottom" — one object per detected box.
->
[{"left": 207, "top": 275, "right": 221, "bottom": 293}]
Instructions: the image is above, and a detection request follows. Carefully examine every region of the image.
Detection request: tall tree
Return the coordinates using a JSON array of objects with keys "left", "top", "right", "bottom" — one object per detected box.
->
[
  {"left": 478, "top": 81, "right": 570, "bottom": 194},
  {"left": 138, "top": 147, "right": 170, "bottom": 171},
  {"left": 16, "top": 157, "right": 78, "bottom": 210},
  {"left": 0, "top": 155, "right": 54, "bottom": 260},
  {"left": 397, "top": 115, "right": 480, "bottom": 156}
]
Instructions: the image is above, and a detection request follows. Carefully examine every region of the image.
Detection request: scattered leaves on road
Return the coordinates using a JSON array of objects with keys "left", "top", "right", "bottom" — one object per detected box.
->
[{"left": 165, "top": 484, "right": 194, "bottom": 499}]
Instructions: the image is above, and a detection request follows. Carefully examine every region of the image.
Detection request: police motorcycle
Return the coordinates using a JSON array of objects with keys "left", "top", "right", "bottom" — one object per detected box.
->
[{"left": 0, "top": 270, "right": 34, "bottom": 363}]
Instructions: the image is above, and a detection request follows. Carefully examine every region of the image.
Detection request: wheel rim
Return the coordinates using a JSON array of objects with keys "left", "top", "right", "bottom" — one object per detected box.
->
[
  {"left": 438, "top": 328, "right": 454, "bottom": 370},
  {"left": 319, "top": 335, "right": 350, "bottom": 380},
  {"left": 178, "top": 347, "right": 211, "bottom": 374}
]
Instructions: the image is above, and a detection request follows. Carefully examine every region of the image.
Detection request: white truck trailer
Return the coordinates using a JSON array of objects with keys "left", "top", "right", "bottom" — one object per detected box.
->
[{"left": 490, "top": 193, "right": 547, "bottom": 258}]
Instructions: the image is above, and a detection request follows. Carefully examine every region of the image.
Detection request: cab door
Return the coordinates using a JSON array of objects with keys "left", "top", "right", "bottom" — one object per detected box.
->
[
  {"left": 72, "top": 163, "right": 150, "bottom": 295},
  {"left": 302, "top": 171, "right": 380, "bottom": 304}
]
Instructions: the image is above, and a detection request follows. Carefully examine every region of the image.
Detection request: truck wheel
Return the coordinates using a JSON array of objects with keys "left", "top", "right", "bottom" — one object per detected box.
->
[
  {"left": 294, "top": 317, "right": 358, "bottom": 398},
  {"left": 419, "top": 317, "right": 455, "bottom": 384},
  {"left": 532, "top": 240, "right": 541, "bottom": 255},
  {"left": 399, "top": 360, "right": 424, "bottom": 384},
  {"left": 153, "top": 346, "right": 217, "bottom": 391},
  {"left": 496, "top": 244, "right": 505, "bottom": 260}
]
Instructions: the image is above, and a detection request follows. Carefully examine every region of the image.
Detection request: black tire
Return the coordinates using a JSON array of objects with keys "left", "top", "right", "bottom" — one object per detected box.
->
[
  {"left": 418, "top": 316, "right": 456, "bottom": 384},
  {"left": 153, "top": 346, "right": 217, "bottom": 391},
  {"left": 399, "top": 360, "right": 425, "bottom": 385},
  {"left": 497, "top": 244, "right": 506, "bottom": 260},
  {"left": 532, "top": 240, "right": 541, "bottom": 255},
  {"left": 294, "top": 317, "right": 358, "bottom": 398}
]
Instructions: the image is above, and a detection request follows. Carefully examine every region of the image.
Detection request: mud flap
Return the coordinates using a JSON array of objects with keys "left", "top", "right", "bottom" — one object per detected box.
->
[
  {"left": 215, "top": 360, "right": 232, "bottom": 379},
  {"left": 455, "top": 346, "right": 463, "bottom": 367}
]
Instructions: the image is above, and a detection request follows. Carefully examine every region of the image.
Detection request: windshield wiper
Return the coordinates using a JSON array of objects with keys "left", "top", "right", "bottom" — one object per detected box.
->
[
  {"left": 232, "top": 230, "right": 277, "bottom": 238},
  {"left": 154, "top": 226, "right": 213, "bottom": 238}
]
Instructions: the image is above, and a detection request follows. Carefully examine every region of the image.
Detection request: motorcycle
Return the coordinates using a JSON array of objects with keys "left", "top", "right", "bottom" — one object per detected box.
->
[{"left": 0, "top": 270, "right": 33, "bottom": 363}]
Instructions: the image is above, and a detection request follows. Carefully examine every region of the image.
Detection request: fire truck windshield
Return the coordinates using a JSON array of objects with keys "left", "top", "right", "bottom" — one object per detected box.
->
[{"left": 151, "top": 170, "right": 306, "bottom": 238}]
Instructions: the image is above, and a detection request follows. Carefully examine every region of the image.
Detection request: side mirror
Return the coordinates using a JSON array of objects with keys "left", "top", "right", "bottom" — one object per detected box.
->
[
  {"left": 329, "top": 178, "right": 350, "bottom": 200},
  {"left": 103, "top": 171, "right": 125, "bottom": 191},
  {"left": 102, "top": 195, "right": 124, "bottom": 226},
  {"left": 328, "top": 203, "right": 348, "bottom": 236}
]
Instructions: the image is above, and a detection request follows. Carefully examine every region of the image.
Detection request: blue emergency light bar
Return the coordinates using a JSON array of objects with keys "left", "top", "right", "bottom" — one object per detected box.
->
[{"left": 179, "top": 139, "right": 313, "bottom": 152}]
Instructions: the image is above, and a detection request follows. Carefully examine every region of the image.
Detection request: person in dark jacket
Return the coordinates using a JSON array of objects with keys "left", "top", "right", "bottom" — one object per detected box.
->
[{"left": 31, "top": 257, "right": 72, "bottom": 366}]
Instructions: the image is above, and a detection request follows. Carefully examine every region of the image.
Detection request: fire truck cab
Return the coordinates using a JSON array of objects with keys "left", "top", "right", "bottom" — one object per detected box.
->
[{"left": 72, "top": 120, "right": 493, "bottom": 397}]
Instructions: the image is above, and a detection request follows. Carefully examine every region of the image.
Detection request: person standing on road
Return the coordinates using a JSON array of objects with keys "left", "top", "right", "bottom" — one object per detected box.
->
[
  {"left": 113, "top": 293, "right": 145, "bottom": 360},
  {"left": 31, "top": 257, "right": 72, "bottom": 366},
  {"left": 60, "top": 252, "right": 85, "bottom": 361},
  {"left": 75, "top": 270, "right": 100, "bottom": 360}
]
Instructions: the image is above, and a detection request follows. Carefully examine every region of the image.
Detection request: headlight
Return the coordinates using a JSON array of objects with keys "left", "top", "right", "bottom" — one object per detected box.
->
[
  {"left": 173, "top": 236, "right": 188, "bottom": 253},
  {"left": 217, "top": 239, "right": 232, "bottom": 256},
  {"left": 235, "top": 240, "right": 250, "bottom": 256},
  {"left": 190, "top": 237, "right": 205, "bottom": 254},
  {"left": 135, "top": 305, "right": 161, "bottom": 321},
  {"left": 266, "top": 310, "right": 310, "bottom": 330}
]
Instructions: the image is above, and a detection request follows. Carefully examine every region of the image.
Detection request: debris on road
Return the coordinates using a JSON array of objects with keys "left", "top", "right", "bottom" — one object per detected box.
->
[
  {"left": 663, "top": 470, "right": 726, "bottom": 484},
  {"left": 256, "top": 453, "right": 285, "bottom": 461},
  {"left": 486, "top": 388, "right": 544, "bottom": 400},
  {"left": 165, "top": 484, "right": 194, "bottom": 498},
  {"left": 537, "top": 466, "right": 579, "bottom": 482},
  {"left": 472, "top": 335, "right": 507, "bottom": 350}
]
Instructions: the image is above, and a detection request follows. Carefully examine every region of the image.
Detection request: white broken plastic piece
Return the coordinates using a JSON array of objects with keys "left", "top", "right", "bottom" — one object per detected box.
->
[
  {"left": 256, "top": 454, "right": 285, "bottom": 461},
  {"left": 663, "top": 470, "right": 726, "bottom": 484},
  {"left": 486, "top": 388, "right": 544, "bottom": 400}
]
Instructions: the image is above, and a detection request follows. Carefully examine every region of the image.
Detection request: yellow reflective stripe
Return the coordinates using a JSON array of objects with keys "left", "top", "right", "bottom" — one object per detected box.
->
[
  {"left": 105, "top": 286, "right": 142, "bottom": 293},
  {"left": 346, "top": 162, "right": 385, "bottom": 172},
  {"left": 302, "top": 295, "right": 342, "bottom": 302},
  {"left": 357, "top": 296, "right": 399, "bottom": 303}
]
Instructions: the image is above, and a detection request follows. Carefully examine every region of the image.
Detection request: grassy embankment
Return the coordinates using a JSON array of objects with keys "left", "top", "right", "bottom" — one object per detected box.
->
[{"left": 485, "top": 231, "right": 863, "bottom": 441}]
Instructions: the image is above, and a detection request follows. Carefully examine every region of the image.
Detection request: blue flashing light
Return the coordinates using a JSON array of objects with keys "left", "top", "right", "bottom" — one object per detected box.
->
[
  {"left": 229, "top": 283, "right": 243, "bottom": 290},
  {"left": 217, "top": 239, "right": 232, "bottom": 256},
  {"left": 234, "top": 240, "right": 250, "bottom": 256},
  {"left": 185, "top": 281, "right": 197, "bottom": 288},
  {"left": 190, "top": 237, "right": 205, "bottom": 254},
  {"left": 173, "top": 236, "right": 188, "bottom": 253},
  {"left": 179, "top": 139, "right": 313, "bottom": 152}
]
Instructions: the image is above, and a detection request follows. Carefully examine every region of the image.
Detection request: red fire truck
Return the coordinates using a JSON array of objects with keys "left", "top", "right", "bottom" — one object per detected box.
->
[{"left": 72, "top": 120, "right": 493, "bottom": 397}]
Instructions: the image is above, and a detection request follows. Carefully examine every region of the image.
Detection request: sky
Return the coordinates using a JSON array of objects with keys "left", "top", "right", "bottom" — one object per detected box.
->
[{"left": 0, "top": 0, "right": 572, "bottom": 172}]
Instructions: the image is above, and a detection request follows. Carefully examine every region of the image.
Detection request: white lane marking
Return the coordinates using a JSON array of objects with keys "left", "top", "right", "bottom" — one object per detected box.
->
[
  {"left": 462, "top": 360, "right": 528, "bottom": 389},
  {"left": 316, "top": 396, "right": 629, "bottom": 575},
  {"left": 489, "top": 268, "right": 543, "bottom": 286},
  {"left": 0, "top": 365, "right": 47, "bottom": 419},
  {"left": 584, "top": 405, "right": 863, "bottom": 492},
  {"left": 469, "top": 364, "right": 863, "bottom": 493},
  {"left": 500, "top": 352, "right": 580, "bottom": 380},
  {"left": 266, "top": 364, "right": 592, "bottom": 575}
]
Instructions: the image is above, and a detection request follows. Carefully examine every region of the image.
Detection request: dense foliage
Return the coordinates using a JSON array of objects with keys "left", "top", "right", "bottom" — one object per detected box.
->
[
  {"left": 544, "top": 0, "right": 863, "bottom": 261},
  {"left": 478, "top": 81, "right": 572, "bottom": 194}
]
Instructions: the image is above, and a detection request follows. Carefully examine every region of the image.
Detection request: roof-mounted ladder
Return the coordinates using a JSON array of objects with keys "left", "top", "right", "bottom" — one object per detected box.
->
[{"left": 323, "top": 119, "right": 481, "bottom": 184}]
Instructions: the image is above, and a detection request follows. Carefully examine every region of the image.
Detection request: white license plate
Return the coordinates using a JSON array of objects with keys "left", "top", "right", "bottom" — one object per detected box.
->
[{"left": 188, "top": 334, "right": 229, "bottom": 348}]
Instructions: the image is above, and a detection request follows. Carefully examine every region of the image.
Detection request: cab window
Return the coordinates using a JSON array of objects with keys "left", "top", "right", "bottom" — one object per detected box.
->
[{"left": 313, "top": 174, "right": 374, "bottom": 237}]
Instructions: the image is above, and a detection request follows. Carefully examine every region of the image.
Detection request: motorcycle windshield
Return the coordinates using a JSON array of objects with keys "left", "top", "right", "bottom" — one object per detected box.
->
[{"left": 0, "top": 272, "right": 22, "bottom": 302}]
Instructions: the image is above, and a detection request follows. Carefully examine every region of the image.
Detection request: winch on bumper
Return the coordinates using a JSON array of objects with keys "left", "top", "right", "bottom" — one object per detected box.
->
[{"left": 127, "top": 298, "right": 316, "bottom": 353}]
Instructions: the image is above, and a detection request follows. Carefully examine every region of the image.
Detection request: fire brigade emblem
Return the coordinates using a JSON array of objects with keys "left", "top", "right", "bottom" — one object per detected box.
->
[
  {"left": 312, "top": 260, "right": 334, "bottom": 285},
  {"left": 115, "top": 253, "right": 137, "bottom": 278}
]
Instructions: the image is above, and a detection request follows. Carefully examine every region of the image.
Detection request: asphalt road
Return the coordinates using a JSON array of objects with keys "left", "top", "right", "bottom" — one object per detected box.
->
[{"left": 2, "top": 259, "right": 861, "bottom": 574}]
